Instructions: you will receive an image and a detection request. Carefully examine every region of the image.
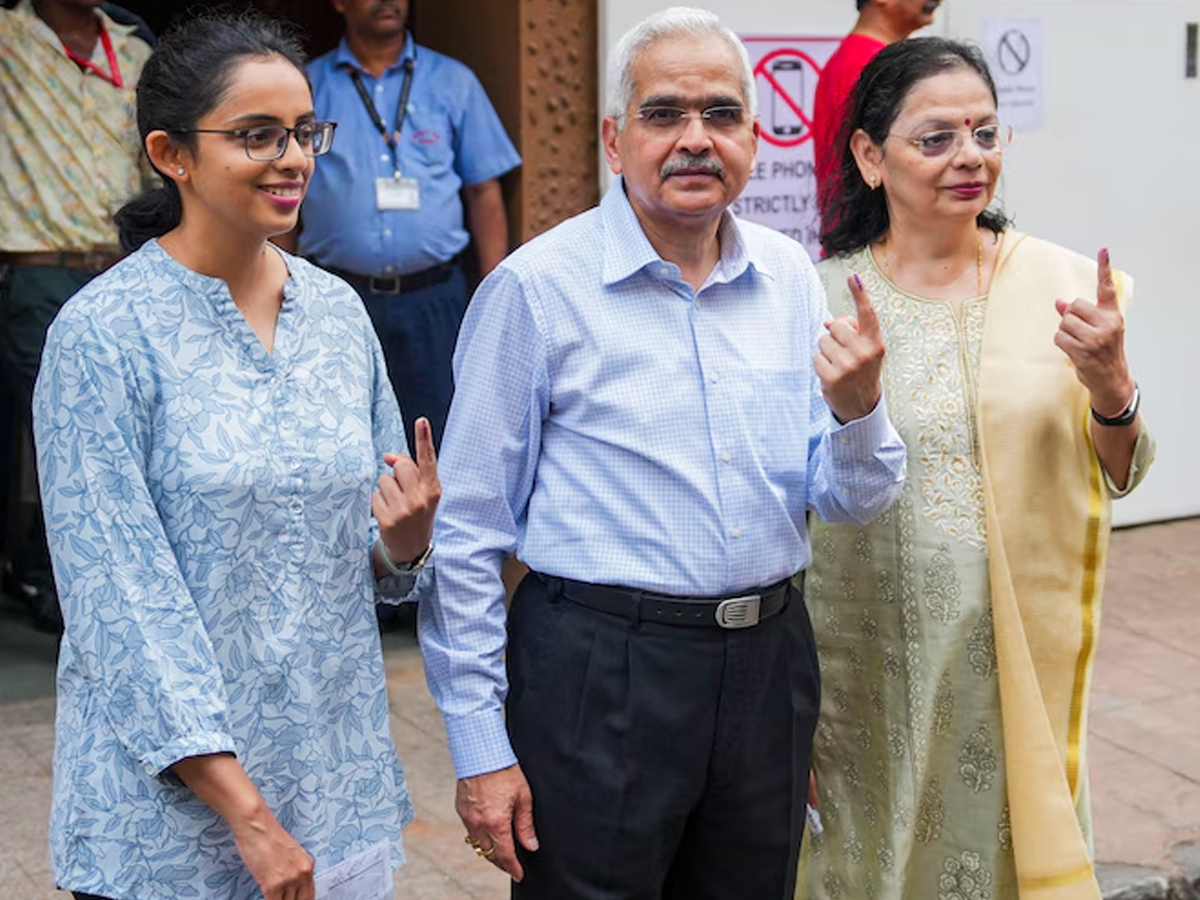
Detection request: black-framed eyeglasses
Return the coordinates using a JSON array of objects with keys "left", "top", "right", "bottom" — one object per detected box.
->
[
  {"left": 169, "top": 121, "right": 338, "bottom": 161},
  {"left": 629, "top": 105, "right": 749, "bottom": 135},
  {"left": 889, "top": 123, "right": 1013, "bottom": 158}
]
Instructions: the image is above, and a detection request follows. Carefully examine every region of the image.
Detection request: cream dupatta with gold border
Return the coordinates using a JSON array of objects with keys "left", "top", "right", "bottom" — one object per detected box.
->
[{"left": 979, "top": 230, "right": 1131, "bottom": 899}]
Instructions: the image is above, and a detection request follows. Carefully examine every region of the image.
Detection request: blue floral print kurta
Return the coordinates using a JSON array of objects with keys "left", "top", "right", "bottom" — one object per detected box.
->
[{"left": 33, "top": 240, "right": 421, "bottom": 900}]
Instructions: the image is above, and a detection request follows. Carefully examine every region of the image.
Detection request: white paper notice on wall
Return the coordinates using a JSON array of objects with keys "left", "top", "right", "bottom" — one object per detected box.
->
[
  {"left": 735, "top": 36, "right": 841, "bottom": 261},
  {"left": 982, "top": 19, "right": 1045, "bottom": 131}
]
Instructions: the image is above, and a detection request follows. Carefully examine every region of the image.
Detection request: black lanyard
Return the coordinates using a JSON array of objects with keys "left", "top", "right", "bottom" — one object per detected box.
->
[{"left": 348, "top": 54, "right": 415, "bottom": 177}]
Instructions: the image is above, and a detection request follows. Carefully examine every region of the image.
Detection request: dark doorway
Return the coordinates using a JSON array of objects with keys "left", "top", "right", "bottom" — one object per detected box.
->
[{"left": 107, "top": 0, "right": 343, "bottom": 56}]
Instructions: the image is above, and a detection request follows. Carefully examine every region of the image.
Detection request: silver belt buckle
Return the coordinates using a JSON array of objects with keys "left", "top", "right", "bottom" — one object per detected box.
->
[
  {"left": 714, "top": 594, "right": 761, "bottom": 629},
  {"left": 368, "top": 275, "right": 402, "bottom": 295}
]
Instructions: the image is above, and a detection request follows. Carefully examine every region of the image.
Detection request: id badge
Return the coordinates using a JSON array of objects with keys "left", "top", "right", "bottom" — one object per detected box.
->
[{"left": 375, "top": 176, "right": 420, "bottom": 211}]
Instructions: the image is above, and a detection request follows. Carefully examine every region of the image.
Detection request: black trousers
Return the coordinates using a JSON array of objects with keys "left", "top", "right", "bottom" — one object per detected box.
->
[
  {"left": 0, "top": 264, "right": 93, "bottom": 587},
  {"left": 507, "top": 572, "right": 820, "bottom": 900},
  {"left": 347, "top": 263, "right": 469, "bottom": 455}
]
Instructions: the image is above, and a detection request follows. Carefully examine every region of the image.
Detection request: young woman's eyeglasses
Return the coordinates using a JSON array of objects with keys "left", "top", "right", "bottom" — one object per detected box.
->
[
  {"left": 170, "top": 121, "right": 338, "bottom": 161},
  {"left": 890, "top": 123, "right": 1013, "bottom": 158},
  {"left": 630, "top": 105, "right": 749, "bottom": 135}
]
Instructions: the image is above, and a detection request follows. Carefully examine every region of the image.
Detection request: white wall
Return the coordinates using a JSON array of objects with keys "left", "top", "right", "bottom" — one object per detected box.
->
[{"left": 600, "top": 0, "right": 1200, "bottom": 526}]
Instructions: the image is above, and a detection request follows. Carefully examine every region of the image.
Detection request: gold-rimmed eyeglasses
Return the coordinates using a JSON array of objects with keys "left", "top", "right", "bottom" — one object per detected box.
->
[
  {"left": 889, "top": 123, "right": 1013, "bottom": 158},
  {"left": 169, "top": 121, "right": 337, "bottom": 161},
  {"left": 627, "top": 105, "right": 749, "bottom": 136}
]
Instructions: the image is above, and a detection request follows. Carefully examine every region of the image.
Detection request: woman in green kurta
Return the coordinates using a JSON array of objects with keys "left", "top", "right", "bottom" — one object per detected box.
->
[{"left": 797, "top": 39, "right": 1153, "bottom": 900}]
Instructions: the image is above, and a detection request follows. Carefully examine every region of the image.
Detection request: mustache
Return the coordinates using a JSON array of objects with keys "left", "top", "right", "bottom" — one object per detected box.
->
[
  {"left": 370, "top": 1, "right": 403, "bottom": 15},
  {"left": 661, "top": 153, "right": 725, "bottom": 181}
]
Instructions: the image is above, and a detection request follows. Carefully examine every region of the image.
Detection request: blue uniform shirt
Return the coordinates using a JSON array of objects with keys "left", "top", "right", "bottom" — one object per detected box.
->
[{"left": 301, "top": 34, "right": 521, "bottom": 277}]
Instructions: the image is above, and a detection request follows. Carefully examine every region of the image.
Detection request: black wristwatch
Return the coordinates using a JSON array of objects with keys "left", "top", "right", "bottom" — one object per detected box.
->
[{"left": 1091, "top": 383, "right": 1139, "bottom": 427}]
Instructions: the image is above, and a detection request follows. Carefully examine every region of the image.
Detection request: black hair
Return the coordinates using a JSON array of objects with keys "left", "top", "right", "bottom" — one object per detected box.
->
[
  {"left": 856, "top": 0, "right": 869, "bottom": 10},
  {"left": 820, "top": 37, "right": 1011, "bottom": 257},
  {"left": 114, "top": 9, "right": 308, "bottom": 252}
]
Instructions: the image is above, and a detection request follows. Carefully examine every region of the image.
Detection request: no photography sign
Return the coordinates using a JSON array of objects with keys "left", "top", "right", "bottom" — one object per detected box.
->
[
  {"left": 983, "top": 18, "right": 1045, "bottom": 130},
  {"left": 737, "top": 35, "right": 841, "bottom": 259}
]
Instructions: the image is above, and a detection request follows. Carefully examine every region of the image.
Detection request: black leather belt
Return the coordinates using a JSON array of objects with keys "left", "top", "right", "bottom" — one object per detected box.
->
[
  {"left": 328, "top": 253, "right": 462, "bottom": 296},
  {"left": 0, "top": 249, "right": 122, "bottom": 273},
  {"left": 544, "top": 573, "right": 799, "bottom": 630}
]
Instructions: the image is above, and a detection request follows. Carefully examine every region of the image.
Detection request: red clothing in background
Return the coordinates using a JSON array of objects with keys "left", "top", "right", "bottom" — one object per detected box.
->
[{"left": 814, "top": 33, "right": 886, "bottom": 226}]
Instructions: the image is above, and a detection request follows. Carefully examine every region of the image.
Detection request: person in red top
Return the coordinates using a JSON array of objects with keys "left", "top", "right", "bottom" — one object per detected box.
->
[{"left": 814, "top": 0, "right": 943, "bottom": 247}]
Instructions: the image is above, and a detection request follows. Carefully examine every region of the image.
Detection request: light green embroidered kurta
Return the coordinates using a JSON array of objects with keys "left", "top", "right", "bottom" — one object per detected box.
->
[{"left": 798, "top": 246, "right": 1028, "bottom": 900}]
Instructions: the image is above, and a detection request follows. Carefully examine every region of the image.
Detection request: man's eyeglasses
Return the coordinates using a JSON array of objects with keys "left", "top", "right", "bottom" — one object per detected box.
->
[
  {"left": 890, "top": 123, "right": 1013, "bottom": 158},
  {"left": 169, "top": 121, "right": 338, "bottom": 161},
  {"left": 630, "top": 105, "right": 749, "bottom": 136}
]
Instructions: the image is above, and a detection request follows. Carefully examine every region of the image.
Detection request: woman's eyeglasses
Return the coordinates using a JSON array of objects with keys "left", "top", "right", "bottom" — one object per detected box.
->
[
  {"left": 890, "top": 123, "right": 1013, "bottom": 158},
  {"left": 169, "top": 121, "right": 338, "bottom": 161}
]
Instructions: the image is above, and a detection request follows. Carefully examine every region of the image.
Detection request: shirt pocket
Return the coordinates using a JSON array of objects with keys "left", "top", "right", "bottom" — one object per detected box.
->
[
  {"left": 747, "top": 368, "right": 810, "bottom": 484},
  {"left": 403, "top": 107, "right": 455, "bottom": 176}
]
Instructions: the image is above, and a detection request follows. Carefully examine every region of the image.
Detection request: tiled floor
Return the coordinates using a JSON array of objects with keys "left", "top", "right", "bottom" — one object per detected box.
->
[{"left": 1, "top": 518, "right": 1197, "bottom": 899}]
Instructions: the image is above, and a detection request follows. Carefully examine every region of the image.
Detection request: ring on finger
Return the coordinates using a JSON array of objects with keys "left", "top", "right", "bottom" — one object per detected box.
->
[
  {"left": 464, "top": 835, "right": 482, "bottom": 849},
  {"left": 476, "top": 845, "right": 497, "bottom": 859}
]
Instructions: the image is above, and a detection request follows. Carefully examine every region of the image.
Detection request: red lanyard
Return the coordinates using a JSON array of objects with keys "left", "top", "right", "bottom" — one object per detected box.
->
[{"left": 62, "top": 26, "right": 123, "bottom": 89}]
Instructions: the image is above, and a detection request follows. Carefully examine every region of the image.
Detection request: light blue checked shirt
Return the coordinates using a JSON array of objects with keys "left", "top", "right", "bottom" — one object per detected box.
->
[{"left": 420, "top": 179, "right": 906, "bottom": 778}]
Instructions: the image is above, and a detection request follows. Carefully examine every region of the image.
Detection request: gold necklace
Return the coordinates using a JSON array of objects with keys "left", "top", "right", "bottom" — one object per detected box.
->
[{"left": 881, "top": 234, "right": 984, "bottom": 296}]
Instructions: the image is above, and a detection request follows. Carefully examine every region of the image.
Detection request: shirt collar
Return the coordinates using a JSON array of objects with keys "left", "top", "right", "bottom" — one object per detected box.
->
[
  {"left": 334, "top": 31, "right": 416, "bottom": 76},
  {"left": 600, "top": 176, "right": 774, "bottom": 287}
]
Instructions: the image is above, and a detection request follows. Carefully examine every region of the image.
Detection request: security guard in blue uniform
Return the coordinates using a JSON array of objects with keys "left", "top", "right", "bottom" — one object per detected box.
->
[{"left": 298, "top": 0, "right": 521, "bottom": 453}]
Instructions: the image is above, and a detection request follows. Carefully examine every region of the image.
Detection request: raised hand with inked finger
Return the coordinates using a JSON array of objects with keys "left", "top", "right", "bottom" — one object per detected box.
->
[
  {"left": 373, "top": 416, "right": 441, "bottom": 576},
  {"left": 814, "top": 272, "right": 887, "bottom": 423},
  {"left": 1053, "top": 248, "right": 1136, "bottom": 418},
  {"left": 1054, "top": 247, "right": 1143, "bottom": 491}
]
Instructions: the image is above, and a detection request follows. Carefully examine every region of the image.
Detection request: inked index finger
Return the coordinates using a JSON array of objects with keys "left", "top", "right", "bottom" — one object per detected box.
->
[
  {"left": 413, "top": 417, "right": 439, "bottom": 482},
  {"left": 1096, "top": 247, "right": 1118, "bottom": 308},
  {"left": 847, "top": 272, "right": 881, "bottom": 339}
]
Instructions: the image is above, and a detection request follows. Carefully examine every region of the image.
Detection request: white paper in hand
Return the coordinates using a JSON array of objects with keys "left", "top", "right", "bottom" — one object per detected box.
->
[
  {"left": 315, "top": 841, "right": 393, "bottom": 900},
  {"left": 806, "top": 804, "right": 824, "bottom": 836}
]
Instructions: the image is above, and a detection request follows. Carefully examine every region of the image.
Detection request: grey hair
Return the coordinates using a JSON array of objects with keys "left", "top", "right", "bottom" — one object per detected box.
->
[{"left": 605, "top": 7, "right": 758, "bottom": 120}]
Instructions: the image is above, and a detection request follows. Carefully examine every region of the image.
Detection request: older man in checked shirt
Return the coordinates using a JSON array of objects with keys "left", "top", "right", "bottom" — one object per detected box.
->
[{"left": 420, "top": 8, "right": 906, "bottom": 900}]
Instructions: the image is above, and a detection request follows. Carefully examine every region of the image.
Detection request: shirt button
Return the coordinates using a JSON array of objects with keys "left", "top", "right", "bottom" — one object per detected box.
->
[
  {"left": 290, "top": 460, "right": 302, "bottom": 472},
  {"left": 731, "top": 528, "right": 742, "bottom": 539},
  {"left": 659, "top": 265, "right": 670, "bottom": 276},
  {"left": 709, "top": 373, "right": 719, "bottom": 384},
  {"left": 385, "top": 264, "right": 395, "bottom": 273},
  {"left": 839, "top": 435, "right": 850, "bottom": 445},
  {"left": 384, "top": 228, "right": 392, "bottom": 237},
  {"left": 375, "top": 84, "right": 384, "bottom": 94},
  {"left": 290, "top": 500, "right": 304, "bottom": 514},
  {"left": 721, "top": 451, "right": 732, "bottom": 463},
  {"left": 380, "top": 153, "right": 390, "bottom": 162}
]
